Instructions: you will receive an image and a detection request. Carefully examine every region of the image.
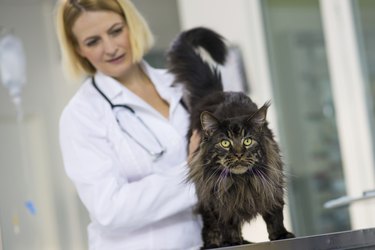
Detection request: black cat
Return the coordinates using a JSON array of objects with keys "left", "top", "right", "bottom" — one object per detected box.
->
[{"left": 167, "top": 27, "right": 295, "bottom": 249}]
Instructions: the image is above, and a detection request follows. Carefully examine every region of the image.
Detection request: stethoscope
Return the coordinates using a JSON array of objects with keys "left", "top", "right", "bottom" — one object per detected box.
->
[{"left": 91, "top": 76, "right": 166, "bottom": 161}]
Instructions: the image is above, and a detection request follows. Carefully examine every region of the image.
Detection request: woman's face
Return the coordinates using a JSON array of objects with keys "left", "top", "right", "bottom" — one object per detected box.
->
[{"left": 72, "top": 10, "right": 133, "bottom": 78}]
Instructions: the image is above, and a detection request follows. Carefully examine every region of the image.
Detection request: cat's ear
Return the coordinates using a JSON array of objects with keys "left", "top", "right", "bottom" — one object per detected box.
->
[
  {"left": 200, "top": 111, "right": 219, "bottom": 135},
  {"left": 248, "top": 101, "right": 270, "bottom": 127}
]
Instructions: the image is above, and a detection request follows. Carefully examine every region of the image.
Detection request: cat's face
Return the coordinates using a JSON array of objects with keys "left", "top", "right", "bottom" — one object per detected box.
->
[
  {"left": 202, "top": 119, "right": 263, "bottom": 175},
  {"left": 200, "top": 103, "right": 269, "bottom": 175},
  {"left": 215, "top": 129, "right": 261, "bottom": 174}
]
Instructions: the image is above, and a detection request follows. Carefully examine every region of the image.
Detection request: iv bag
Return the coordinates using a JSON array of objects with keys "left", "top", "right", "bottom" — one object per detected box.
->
[{"left": 0, "top": 33, "right": 27, "bottom": 105}]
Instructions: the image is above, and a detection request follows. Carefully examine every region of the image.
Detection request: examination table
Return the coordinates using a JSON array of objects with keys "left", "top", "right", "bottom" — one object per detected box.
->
[{"left": 221, "top": 227, "right": 375, "bottom": 250}]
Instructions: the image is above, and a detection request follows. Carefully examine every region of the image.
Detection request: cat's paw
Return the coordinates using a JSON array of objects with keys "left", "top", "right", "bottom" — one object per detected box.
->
[
  {"left": 201, "top": 244, "right": 219, "bottom": 249},
  {"left": 201, "top": 239, "right": 253, "bottom": 249},
  {"left": 270, "top": 231, "right": 295, "bottom": 240},
  {"left": 231, "top": 239, "right": 253, "bottom": 245}
]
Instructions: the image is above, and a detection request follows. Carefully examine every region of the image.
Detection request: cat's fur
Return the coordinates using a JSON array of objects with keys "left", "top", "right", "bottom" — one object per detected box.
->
[{"left": 167, "top": 27, "right": 294, "bottom": 249}]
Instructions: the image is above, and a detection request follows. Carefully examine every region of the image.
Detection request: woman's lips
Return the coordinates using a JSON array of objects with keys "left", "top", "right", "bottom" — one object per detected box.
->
[{"left": 107, "top": 54, "right": 125, "bottom": 64}]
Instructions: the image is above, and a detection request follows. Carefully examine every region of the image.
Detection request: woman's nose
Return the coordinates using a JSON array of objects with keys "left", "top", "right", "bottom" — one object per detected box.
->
[{"left": 102, "top": 37, "right": 117, "bottom": 56}]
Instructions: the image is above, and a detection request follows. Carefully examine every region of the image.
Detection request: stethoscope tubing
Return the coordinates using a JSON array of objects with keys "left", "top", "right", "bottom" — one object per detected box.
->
[{"left": 91, "top": 76, "right": 166, "bottom": 160}]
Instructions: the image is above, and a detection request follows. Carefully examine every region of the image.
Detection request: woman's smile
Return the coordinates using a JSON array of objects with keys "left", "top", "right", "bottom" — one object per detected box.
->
[{"left": 107, "top": 53, "right": 126, "bottom": 64}]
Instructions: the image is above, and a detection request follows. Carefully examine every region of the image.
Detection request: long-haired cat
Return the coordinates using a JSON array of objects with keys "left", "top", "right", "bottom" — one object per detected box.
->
[{"left": 167, "top": 27, "right": 295, "bottom": 249}]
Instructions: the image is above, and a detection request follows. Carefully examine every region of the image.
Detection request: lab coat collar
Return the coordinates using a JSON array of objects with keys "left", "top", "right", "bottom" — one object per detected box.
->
[
  {"left": 93, "top": 61, "right": 183, "bottom": 116},
  {"left": 93, "top": 71, "right": 123, "bottom": 101},
  {"left": 141, "top": 62, "right": 183, "bottom": 113}
]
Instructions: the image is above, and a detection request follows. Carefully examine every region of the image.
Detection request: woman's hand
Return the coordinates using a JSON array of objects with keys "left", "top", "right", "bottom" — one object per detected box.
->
[{"left": 188, "top": 130, "right": 201, "bottom": 162}]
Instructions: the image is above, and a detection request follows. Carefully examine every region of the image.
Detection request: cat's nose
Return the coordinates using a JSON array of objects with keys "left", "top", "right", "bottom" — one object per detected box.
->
[{"left": 235, "top": 153, "right": 243, "bottom": 159}]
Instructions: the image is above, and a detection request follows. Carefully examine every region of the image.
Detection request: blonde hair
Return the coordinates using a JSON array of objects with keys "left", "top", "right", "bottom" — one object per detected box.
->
[{"left": 55, "top": 0, "right": 154, "bottom": 80}]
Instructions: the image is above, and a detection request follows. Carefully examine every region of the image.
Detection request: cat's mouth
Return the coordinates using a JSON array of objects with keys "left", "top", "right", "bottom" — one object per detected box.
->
[{"left": 229, "top": 165, "right": 249, "bottom": 174}]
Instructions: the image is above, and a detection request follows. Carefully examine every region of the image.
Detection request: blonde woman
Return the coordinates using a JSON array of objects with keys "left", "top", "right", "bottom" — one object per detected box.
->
[{"left": 55, "top": 0, "right": 202, "bottom": 249}]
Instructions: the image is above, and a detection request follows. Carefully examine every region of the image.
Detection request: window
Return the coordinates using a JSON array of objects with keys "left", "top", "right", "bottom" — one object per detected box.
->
[{"left": 262, "top": 0, "right": 351, "bottom": 236}]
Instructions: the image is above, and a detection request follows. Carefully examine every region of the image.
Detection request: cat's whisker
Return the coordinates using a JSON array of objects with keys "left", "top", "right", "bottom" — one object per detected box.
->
[
  {"left": 281, "top": 169, "right": 297, "bottom": 178},
  {"left": 247, "top": 167, "right": 254, "bottom": 175},
  {"left": 217, "top": 168, "right": 228, "bottom": 184},
  {"left": 257, "top": 162, "right": 278, "bottom": 170},
  {"left": 267, "top": 166, "right": 286, "bottom": 176},
  {"left": 214, "top": 177, "right": 226, "bottom": 203},
  {"left": 207, "top": 166, "right": 225, "bottom": 183},
  {"left": 254, "top": 168, "right": 269, "bottom": 186},
  {"left": 251, "top": 169, "right": 262, "bottom": 193},
  {"left": 255, "top": 168, "right": 277, "bottom": 191},
  {"left": 258, "top": 162, "right": 296, "bottom": 179},
  {"left": 255, "top": 169, "right": 279, "bottom": 204},
  {"left": 257, "top": 163, "right": 285, "bottom": 177},
  {"left": 206, "top": 168, "right": 222, "bottom": 187},
  {"left": 260, "top": 168, "right": 278, "bottom": 185}
]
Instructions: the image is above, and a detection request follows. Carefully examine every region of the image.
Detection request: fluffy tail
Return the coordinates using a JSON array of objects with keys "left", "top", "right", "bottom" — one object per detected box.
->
[{"left": 167, "top": 27, "right": 227, "bottom": 110}]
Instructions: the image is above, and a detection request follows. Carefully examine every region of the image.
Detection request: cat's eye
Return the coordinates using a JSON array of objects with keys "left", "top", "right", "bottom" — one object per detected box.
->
[
  {"left": 220, "top": 139, "right": 231, "bottom": 148},
  {"left": 243, "top": 138, "right": 253, "bottom": 146}
]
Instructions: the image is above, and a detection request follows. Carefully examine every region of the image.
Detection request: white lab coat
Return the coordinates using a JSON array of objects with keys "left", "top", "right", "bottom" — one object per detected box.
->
[{"left": 59, "top": 62, "right": 203, "bottom": 250}]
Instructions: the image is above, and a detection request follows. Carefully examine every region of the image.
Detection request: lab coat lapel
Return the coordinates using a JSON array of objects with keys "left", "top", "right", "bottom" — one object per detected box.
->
[
  {"left": 95, "top": 71, "right": 155, "bottom": 111},
  {"left": 95, "top": 63, "right": 184, "bottom": 118},
  {"left": 141, "top": 62, "right": 184, "bottom": 118}
]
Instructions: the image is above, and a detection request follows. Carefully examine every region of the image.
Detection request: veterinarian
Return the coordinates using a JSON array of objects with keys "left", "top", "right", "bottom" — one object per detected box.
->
[{"left": 55, "top": 0, "right": 202, "bottom": 249}]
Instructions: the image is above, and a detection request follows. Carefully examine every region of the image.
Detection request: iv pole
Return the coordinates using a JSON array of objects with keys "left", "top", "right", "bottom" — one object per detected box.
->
[{"left": 0, "top": 25, "right": 36, "bottom": 238}]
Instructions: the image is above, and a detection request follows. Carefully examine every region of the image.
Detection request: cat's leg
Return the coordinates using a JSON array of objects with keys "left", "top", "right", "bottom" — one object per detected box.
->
[
  {"left": 202, "top": 219, "right": 247, "bottom": 248},
  {"left": 262, "top": 207, "right": 295, "bottom": 241},
  {"left": 221, "top": 223, "right": 241, "bottom": 246},
  {"left": 201, "top": 210, "right": 223, "bottom": 249},
  {"left": 221, "top": 218, "right": 249, "bottom": 246}
]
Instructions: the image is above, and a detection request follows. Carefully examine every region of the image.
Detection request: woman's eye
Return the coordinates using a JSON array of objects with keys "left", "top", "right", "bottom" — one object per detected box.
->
[
  {"left": 220, "top": 139, "right": 231, "bottom": 148},
  {"left": 243, "top": 138, "right": 253, "bottom": 146},
  {"left": 86, "top": 39, "right": 99, "bottom": 47},
  {"left": 111, "top": 27, "right": 123, "bottom": 36}
]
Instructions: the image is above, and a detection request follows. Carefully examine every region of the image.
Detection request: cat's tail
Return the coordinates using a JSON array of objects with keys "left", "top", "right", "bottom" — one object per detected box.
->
[{"left": 167, "top": 27, "right": 227, "bottom": 110}]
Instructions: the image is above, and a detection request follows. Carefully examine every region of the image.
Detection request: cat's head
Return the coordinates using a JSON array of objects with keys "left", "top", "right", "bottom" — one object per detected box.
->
[{"left": 199, "top": 102, "right": 270, "bottom": 175}]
